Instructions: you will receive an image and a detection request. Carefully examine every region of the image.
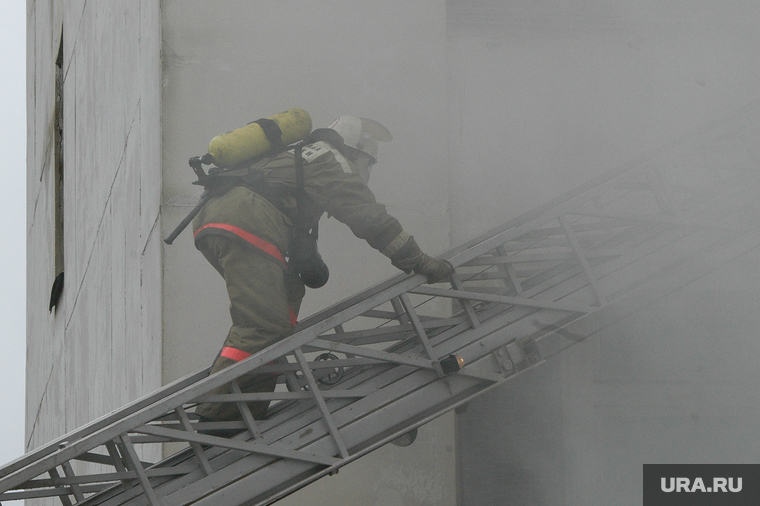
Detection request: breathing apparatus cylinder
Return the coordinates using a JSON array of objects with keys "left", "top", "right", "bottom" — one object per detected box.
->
[{"left": 207, "top": 108, "right": 312, "bottom": 168}]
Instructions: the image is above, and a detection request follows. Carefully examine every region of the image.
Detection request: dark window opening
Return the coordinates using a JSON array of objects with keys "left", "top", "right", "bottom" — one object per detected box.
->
[{"left": 49, "top": 33, "right": 64, "bottom": 312}]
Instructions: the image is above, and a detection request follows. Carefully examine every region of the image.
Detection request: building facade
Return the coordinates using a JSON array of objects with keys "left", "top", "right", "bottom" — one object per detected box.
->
[{"left": 27, "top": 1, "right": 760, "bottom": 505}]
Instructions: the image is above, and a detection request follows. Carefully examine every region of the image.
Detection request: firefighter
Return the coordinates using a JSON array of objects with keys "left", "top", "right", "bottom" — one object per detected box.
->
[{"left": 192, "top": 116, "right": 454, "bottom": 422}]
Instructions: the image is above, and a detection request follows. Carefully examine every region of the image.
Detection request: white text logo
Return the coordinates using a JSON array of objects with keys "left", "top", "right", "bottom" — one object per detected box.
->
[{"left": 661, "top": 477, "right": 742, "bottom": 493}]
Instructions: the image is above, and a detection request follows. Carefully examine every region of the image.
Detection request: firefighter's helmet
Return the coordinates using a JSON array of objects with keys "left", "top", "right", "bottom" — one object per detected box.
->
[{"left": 327, "top": 116, "right": 392, "bottom": 164}]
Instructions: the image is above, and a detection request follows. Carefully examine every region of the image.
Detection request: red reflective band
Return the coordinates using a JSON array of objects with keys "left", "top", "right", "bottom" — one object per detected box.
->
[
  {"left": 289, "top": 308, "right": 298, "bottom": 327},
  {"left": 220, "top": 346, "right": 252, "bottom": 362},
  {"left": 195, "top": 223, "right": 286, "bottom": 266}
]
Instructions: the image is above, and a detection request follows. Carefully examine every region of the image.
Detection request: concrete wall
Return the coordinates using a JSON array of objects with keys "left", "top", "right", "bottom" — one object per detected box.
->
[
  {"left": 448, "top": 2, "right": 760, "bottom": 504},
  {"left": 160, "top": 1, "right": 455, "bottom": 505},
  {"left": 25, "top": 0, "right": 162, "bottom": 464}
]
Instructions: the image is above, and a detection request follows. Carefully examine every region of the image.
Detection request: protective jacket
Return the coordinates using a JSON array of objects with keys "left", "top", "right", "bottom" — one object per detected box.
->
[{"left": 192, "top": 140, "right": 411, "bottom": 270}]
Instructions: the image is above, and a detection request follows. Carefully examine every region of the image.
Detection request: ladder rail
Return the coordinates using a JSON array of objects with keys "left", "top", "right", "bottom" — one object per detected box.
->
[
  {"left": 2, "top": 101, "right": 758, "bottom": 506},
  {"left": 0, "top": 368, "right": 208, "bottom": 480},
  {"left": 0, "top": 274, "right": 428, "bottom": 495},
  {"left": 175, "top": 226, "right": 760, "bottom": 506},
  {"left": 4, "top": 212, "right": 750, "bottom": 504}
]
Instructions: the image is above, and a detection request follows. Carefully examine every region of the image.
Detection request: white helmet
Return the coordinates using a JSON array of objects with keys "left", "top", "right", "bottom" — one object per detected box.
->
[{"left": 327, "top": 116, "right": 392, "bottom": 164}]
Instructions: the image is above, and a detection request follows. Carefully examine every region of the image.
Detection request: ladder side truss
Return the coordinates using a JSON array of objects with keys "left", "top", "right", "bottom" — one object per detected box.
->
[{"left": 2, "top": 103, "right": 759, "bottom": 506}]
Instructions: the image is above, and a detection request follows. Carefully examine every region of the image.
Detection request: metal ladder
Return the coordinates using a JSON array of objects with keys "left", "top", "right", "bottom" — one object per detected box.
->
[{"left": 2, "top": 103, "right": 760, "bottom": 506}]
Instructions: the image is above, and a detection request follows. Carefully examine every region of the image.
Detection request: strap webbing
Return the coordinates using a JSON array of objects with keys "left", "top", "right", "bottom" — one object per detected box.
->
[{"left": 251, "top": 118, "right": 284, "bottom": 154}]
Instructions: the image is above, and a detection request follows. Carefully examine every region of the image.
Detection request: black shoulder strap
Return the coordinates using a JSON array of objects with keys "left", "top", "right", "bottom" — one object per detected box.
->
[
  {"left": 294, "top": 143, "right": 309, "bottom": 233},
  {"left": 306, "top": 127, "right": 363, "bottom": 162},
  {"left": 251, "top": 118, "right": 285, "bottom": 154},
  {"left": 306, "top": 128, "right": 346, "bottom": 151}
]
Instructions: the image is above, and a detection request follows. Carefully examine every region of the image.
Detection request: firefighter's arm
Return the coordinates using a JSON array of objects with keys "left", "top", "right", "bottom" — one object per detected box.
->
[
  {"left": 383, "top": 231, "right": 454, "bottom": 284},
  {"left": 305, "top": 158, "right": 453, "bottom": 283},
  {"left": 305, "top": 156, "right": 403, "bottom": 248}
]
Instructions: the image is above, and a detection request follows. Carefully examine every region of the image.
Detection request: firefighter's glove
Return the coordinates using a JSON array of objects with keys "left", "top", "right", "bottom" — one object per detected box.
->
[
  {"left": 390, "top": 236, "right": 454, "bottom": 284},
  {"left": 416, "top": 256, "right": 455, "bottom": 284}
]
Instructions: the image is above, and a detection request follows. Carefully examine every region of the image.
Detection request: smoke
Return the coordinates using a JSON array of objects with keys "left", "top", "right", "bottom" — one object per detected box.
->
[
  {"left": 449, "top": 2, "right": 760, "bottom": 504},
  {"left": 162, "top": 1, "right": 760, "bottom": 504}
]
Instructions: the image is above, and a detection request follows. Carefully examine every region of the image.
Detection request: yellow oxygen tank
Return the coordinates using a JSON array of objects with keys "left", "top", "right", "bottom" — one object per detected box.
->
[{"left": 207, "top": 108, "right": 312, "bottom": 168}]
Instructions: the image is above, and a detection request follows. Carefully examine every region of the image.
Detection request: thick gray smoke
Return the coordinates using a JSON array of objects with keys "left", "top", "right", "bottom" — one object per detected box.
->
[
  {"left": 160, "top": 2, "right": 760, "bottom": 505},
  {"left": 449, "top": 2, "right": 760, "bottom": 505}
]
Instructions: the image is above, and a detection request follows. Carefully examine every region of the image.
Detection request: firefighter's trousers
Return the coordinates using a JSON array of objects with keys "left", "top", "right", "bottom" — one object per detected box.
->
[{"left": 195, "top": 234, "right": 304, "bottom": 421}]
